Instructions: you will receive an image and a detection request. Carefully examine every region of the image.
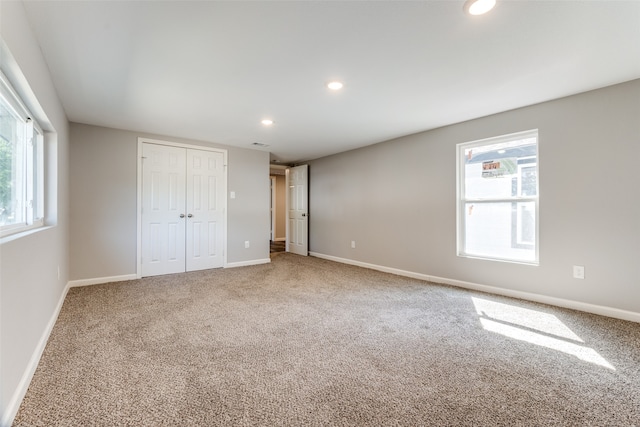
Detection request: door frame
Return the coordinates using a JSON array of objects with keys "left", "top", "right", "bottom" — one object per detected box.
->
[
  {"left": 270, "top": 176, "right": 276, "bottom": 241},
  {"left": 136, "top": 137, "right": 228, "bottom": 278},
  {"left": 285, "top": 168, "right": 290, "bottom": 252},
  {"left": 270, "top": 165, "right": 288, "bottom": 246}
]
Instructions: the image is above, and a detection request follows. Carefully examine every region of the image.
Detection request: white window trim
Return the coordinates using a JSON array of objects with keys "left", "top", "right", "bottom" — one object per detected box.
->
[
  {"left": 0, "top": 70, "right": 45, "bottom": 238},
  {"left": 456, "top": 129, "right": 539, "bottom": 265}
]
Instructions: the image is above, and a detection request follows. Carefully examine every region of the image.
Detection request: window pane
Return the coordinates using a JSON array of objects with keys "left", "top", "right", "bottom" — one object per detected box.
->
[
  {"left": 518, "top": 164, "right": 537, "bottom": 197},
  {"left": 517, "top": 201, "right": 536, "bottom": 245},
  {"left": 0, "top": 100, "right": 26, "bottom": 227},
  {"left": 464, "top": 202, "right": 536, "bottom": 263},
  {"left": 464, "top": 137, "right": 537, "bottom": 199}
]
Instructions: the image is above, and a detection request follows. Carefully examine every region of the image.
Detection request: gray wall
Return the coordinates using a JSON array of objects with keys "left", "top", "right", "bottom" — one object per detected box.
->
[
  {"left": 69, "top": 123, "right": 270, "bottom": 280},
  {"left": 0, "top": 1, "right": 70, "bottom": 422},
  {"left": 309, "top": 79, "right": 640, "bottom": 314}
]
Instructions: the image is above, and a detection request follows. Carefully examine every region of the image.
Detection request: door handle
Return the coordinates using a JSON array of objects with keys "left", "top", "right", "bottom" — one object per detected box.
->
[
  {"left": 180, "top": 214, "right": 185, "bottom": 218},
  {"left": 302, "top": 213, "right": 306, "bottom": 217},
  {"left": 187, "top": 214, "right": 193, "bottom": 218}
]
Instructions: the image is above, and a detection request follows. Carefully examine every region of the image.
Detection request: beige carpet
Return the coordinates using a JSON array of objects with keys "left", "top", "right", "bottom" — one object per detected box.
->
[{"left": 14, "top": 253, "right": 640, "bottom": 426}]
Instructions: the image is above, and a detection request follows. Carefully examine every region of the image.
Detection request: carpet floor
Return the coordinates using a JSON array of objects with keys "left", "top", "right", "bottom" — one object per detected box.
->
[{"left": 13, "top": 253, "right": 640, "bottom": 426}]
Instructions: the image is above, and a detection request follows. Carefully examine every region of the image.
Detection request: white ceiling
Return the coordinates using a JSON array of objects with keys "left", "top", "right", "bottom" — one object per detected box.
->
[{"left": 21, "top": 1, "right": 640, "bottom": 163}]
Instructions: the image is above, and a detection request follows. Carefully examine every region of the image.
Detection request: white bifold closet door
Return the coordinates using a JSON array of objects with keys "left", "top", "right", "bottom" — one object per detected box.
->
[
  {"left": 185, "top": 148, "right": 225, "bottom": 271},
  {"left": 141, "top": 143, "right": 225, "bottom": 277}
]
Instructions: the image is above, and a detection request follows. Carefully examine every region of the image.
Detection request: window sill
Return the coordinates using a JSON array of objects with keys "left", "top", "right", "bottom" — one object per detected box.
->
[
  {"left": 0, "top": 224, "right": 54, "bottom": 245},
  {"left": 457, "top": 253, "right": 539, "bottom": 266}
]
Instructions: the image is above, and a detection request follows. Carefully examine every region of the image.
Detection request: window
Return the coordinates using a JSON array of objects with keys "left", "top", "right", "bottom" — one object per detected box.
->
[
  {"left": 0, "top": 71, "right": 44, "bottom": 237},
  {"left": 457, "top": 130, "right": 538, "bottom": 264}
]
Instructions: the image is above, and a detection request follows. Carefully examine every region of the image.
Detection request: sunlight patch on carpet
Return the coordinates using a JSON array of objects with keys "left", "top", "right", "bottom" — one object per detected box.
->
[{"left": 472, "top": 297, "right": 615, "bottom": 370}]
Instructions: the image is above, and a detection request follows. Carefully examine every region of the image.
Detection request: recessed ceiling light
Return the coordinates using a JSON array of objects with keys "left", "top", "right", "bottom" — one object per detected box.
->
[
  {"left": 327, "top": 81, "right": 344, "bottom": 91},
  {"left": 261, "top": 119, "right": 274, "bottom": 126},
  {"left": 463, "top": 0, "right": 496, "bottom": 15}
]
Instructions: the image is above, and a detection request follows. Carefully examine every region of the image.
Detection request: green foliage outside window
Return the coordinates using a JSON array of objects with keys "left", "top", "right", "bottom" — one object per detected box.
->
[{"left": 0, "top": 118, "right": 15, "bottom": 225}]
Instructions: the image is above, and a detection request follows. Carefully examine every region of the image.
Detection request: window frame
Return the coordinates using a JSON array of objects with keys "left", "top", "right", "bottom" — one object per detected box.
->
[
  {"left": 0, "top": 70, "right": 45, "bottom": 238},
  {"left": 456, "top": 129, "right": 539, "bottom": 265}
]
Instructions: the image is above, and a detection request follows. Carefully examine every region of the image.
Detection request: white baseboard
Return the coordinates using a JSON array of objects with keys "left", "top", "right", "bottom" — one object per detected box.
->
[
  {"left": 310, "top": 252, "right": 434, "bottom": 280},
  {"left": 225, "top": 258, "right": 271, "bottom": 268},
  {"left": 68, "top": 274, "right": 138, "bottom": 288},
  {"left": 309, "top": 252, "right": 640, "bottom": 323},
  {"left": 2, "top": 281, "right": 71, "bottom": 427},
  {"left": 68, "top": 262, "right": 274, "bottom": 286}
]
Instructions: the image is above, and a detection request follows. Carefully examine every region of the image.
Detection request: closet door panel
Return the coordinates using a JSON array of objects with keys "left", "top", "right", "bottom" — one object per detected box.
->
[
  {"left": 185, "top": 149, "right": 225, "bottom": 271},
  {"left": 141, "top": 144, "right": 187, "bottom": 277}
]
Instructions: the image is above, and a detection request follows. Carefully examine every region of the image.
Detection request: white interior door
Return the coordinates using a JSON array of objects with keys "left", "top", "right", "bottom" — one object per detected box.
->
[
  {"left": 141, "top": 144, "right": 187, "bottom": 276},
  {"left": 287, "top": 164, "right": 308, "bottom": 256},
  {"left": 185, "top": 149, "right": 225, "bottom": 271}
]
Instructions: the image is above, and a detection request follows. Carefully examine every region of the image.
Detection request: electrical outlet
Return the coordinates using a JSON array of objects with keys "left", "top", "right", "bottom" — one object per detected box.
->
[
  {"left": 573, "top": 265, "right": 585, "bottom": 279},
  {"left": 351, "top": 241, "right": 356, "bottom": 249},
  {"left": 245, "top": 240, "right": 250, "bottom": 248}
]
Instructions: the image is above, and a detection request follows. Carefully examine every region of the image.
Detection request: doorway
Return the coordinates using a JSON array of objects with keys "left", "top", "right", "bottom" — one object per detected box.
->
[
  {"left": 270, "top": 166, "right": 287, "bottom": 253},
  {"left": 138, "top": 138, "right": 227, "bottom": 277},
  {"left": 269, "top": 164, "right": 308, "bottom": 256}
]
